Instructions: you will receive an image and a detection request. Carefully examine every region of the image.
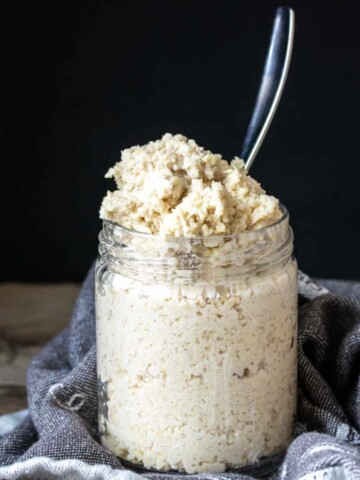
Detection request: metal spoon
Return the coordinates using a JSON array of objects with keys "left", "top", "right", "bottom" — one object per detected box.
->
[{"left": 241, "top": 6, "right": 295, "bottom": 171}]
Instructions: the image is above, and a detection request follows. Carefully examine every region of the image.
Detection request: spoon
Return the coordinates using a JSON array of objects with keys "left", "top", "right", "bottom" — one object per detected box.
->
[{"left": 241, "top": 6, "right": 295, "bottom": 171}]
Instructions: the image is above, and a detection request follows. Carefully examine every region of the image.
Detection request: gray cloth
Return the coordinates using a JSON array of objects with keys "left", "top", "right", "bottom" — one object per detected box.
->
[{"left": 0, "top": 266, "right": 359, "bottom": 480}]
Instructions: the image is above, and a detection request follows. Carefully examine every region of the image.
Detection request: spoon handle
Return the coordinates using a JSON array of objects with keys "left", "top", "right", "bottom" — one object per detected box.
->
[{"left": 241, "top": 6, "right": 295, "bottom": 170}]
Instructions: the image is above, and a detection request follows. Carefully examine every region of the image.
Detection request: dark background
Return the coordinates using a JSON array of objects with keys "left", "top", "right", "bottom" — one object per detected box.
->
[{"left": 2, "top": 0, "right": 360, "bottom": 282}]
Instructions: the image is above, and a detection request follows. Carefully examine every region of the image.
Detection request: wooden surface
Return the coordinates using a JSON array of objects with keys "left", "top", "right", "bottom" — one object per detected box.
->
[{"left": 0, "top": 283, "right": 80, "bottom": 414}]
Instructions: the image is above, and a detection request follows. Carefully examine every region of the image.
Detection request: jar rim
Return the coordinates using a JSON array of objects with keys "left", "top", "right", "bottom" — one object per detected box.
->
[{"left": 102, "top": 204, "right": 289, "bottom": 242}]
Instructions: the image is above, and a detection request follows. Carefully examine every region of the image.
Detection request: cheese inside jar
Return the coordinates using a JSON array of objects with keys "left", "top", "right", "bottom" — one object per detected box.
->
[{"left": 96, "top": 134, "right": 297, "bottom": 474}]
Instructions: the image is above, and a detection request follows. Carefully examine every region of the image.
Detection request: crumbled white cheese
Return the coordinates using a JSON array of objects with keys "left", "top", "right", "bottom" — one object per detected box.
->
[
  {"left": 96, "top": 263, "right": 298, "bottom": 473},
  {"left": 96, "top": 133, "right": 296, "bottom": 474},
  {"left": 100, "top": 133, "right": 281, "bottom": 236}
]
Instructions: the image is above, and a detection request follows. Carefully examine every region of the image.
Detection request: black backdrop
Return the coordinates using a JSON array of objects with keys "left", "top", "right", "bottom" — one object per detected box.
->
[{"left": 2, "top": 0, "right": 360, "bottom": 282}]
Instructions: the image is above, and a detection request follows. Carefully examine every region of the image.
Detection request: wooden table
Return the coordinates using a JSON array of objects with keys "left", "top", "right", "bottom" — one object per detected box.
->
[{"left": 0, "top": 284, "right": 80, "bottom": 414}]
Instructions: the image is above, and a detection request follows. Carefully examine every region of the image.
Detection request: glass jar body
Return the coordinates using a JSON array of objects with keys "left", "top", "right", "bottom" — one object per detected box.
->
[{"left": 96, "top": 215, "right": 298, "bottom": 474}]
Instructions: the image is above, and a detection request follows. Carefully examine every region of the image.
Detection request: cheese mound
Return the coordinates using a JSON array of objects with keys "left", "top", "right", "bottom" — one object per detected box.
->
[{"left": 100, "top": 133, "right": 281, "bottom": 236}]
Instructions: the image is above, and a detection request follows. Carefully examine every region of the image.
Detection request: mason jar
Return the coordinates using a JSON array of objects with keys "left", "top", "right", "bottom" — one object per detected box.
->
[{"left": 95, "top": 206, "right": 297, "bottom": 475}]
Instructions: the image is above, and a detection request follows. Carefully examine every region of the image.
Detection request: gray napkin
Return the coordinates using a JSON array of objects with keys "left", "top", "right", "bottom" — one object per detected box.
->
[{"left": 0, "top": 266, "right": 359, "bottom": 480}]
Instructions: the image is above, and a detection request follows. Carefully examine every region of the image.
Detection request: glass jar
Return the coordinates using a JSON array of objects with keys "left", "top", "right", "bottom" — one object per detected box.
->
[{"left": 95, "top": 206, "right": 297, "bottom": 475}]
